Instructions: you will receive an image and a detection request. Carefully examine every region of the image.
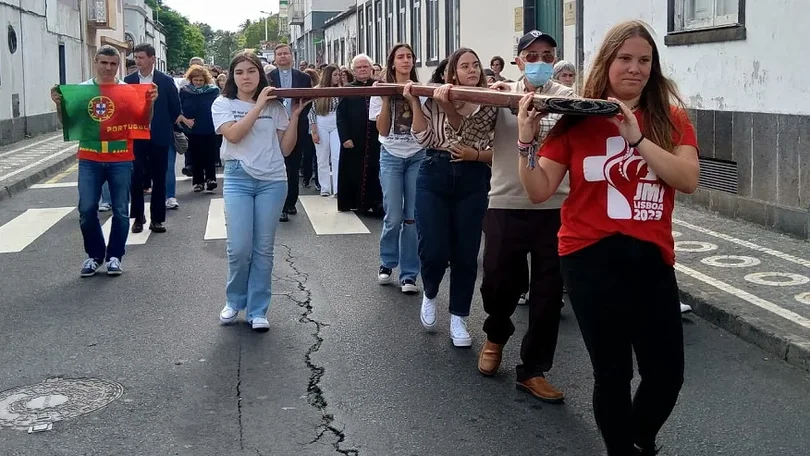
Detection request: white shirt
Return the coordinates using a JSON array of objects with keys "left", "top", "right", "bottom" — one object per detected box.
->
[
  {"left": 211, "top": 96, "right": 290, "bottom": 182},
  {"left": 138, "top": 69, "right": 154, "bottom": 84},
  {"left": 369, "top": 96, "right": 426, "bottom": 158}
]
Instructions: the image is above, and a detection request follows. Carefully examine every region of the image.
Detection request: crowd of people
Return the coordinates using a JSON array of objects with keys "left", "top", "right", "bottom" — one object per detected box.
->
[{"left": 52, "top": 18, "right": 700, "bottom": 455}]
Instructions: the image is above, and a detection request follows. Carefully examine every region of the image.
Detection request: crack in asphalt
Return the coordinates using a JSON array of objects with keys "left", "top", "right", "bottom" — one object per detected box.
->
[
  {"left": 278, "top": 243, "right": 360, "bottom": 456},
  {"left": 237, "top": 338, "right": 245, "bottom": 451}
]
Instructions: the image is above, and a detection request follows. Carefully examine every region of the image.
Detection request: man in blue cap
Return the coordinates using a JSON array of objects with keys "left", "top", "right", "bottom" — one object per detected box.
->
[{"left": 477, "top": 30, "right": 574, "bottom": 404}]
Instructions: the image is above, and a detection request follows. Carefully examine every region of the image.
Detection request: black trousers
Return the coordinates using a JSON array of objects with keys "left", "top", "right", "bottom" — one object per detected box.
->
[
  {"left": 188, "top": 134, "right": 218, "bottom": 185},
  {"left": 560, "top": 234, "right": 684, "bottom": 456},
  {"left": 480, "top": 208, "right": 563, "bottom": 381},
  {"left": 284, "top": 134, "right": 315, "bottom": 212},
  {"left": 131, "top": 142, "right": 168, "bottom": 224}
]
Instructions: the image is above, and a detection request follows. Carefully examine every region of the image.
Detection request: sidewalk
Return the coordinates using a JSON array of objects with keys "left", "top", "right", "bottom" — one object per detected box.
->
[
  {"left": 674, "top": 203, "right": 810, "bottom": 371},
  {"left": 0, "top": 133, "right": 78, "bottom": 202}
]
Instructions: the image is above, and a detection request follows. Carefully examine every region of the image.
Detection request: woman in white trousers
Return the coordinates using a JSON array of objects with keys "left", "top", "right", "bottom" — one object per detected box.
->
[{"left": 309, "top": 65, "right": 343, "bottom": 196}]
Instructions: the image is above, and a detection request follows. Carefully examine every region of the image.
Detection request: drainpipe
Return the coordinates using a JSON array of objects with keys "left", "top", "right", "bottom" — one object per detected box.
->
[
  {"left": 575, "top": 0, "right": 584, "bottom": 89},
  {"left": 18, "top": 9, "right": 28, "bottom": 135},
  {"left": 78, "top": 0, "right": 88, "bottom": 79},
  {"left": 523, "top": 0, "right": 536, "bottom": 34}
]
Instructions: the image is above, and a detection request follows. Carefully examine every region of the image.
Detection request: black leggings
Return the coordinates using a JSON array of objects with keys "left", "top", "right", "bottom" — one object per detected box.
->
[{"left": 560, "top": 234, "right": 684, "bottom": 456}]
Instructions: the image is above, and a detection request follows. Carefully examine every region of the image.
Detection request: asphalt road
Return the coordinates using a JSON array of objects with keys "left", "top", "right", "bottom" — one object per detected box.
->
[{"left": 0, "top": 168, "right": 808, "bottom": 456}]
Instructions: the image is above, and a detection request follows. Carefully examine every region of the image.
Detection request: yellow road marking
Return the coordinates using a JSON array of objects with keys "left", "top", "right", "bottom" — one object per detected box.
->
[{"left": 45, "top": 162, "right": 78, "bottom": 184}]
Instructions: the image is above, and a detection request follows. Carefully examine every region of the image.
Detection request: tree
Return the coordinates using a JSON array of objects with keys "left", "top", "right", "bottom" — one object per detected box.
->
[
  {"left": 240, "top": 16, "right": 281, "bottom": 51},
  {"left": 210, "top": 30, "right": 240, "bottom": 67}
]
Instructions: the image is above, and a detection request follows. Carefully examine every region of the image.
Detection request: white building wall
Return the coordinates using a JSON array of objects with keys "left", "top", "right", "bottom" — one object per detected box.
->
[
  {"left": 0, "top": 0, "right": 83, "bottom": 143},
  {"left": 458, "top": 0, "right": 524, "bottom": 81},
  {"left": 323, "top": 12, "right": 357, "bottom": 66},
  {"left": 582, "top": 0, "right": 805, "bottom": 115},
  {"left": 124, "top": 0, "right": 167, "bottom": 71}
]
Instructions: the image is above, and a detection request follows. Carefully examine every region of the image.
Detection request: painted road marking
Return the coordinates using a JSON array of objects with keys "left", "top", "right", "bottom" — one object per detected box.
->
[
  {"left": 299, "top": 195, "right": 371, "bottom": 235},
  {"left": 743, "top": 272, "right": 810, "bottom": 287},
  {"left": 0, "top": 207, "right": 74, "bottom": 253},
  {"left": 794, "top": 292, "right": 810, "bottom": 306},
  {"left": 101, "top": 203, "right": 151, "bottom": 245},
  {"left": 203, "top": 198, "right": 227, "bottom": 240},
  {"left": 0, "top": 135, "right": 63, "bottom": 159},
  {"left": 700, "top": 255, "right": 761, "bottom": 268},
  {"left": 0, "top": 146, "right": 77, "bottom": 183},
  {"left": 674, "top": 219, "right": 810, "bottom": 268},
  {"left": 30, "top": 174, "right": 225, "bottom": 189},
  {"left": 674, "top": 241, "right": 718, "bottom": 252},
  {"left": 672, "top": 230, "right": 682, "bottom": 238},
  {"left": 675, "top": 263, "right": 810, "bottom": 331},
  {"left": 45, "top": 163, "right": 79, "bottom": 184}
]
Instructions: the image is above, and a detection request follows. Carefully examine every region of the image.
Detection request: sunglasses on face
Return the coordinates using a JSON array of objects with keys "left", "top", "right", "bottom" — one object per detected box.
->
[{"left": 521, "top": 51, "right": 556, "bottom": 64}]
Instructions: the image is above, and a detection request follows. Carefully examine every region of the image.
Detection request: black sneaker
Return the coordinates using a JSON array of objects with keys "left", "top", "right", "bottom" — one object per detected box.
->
[
  {"left": 378, "top": 266, "right": 393, "bottom": 285},
  {"left": 401, "top": 279, "right": 419, "bottom": 294},
  {"left": 205, "top": 180, "right": 218, "bottom": 193},
  {"left": 193, "top": 184, "right": 204, "bottom": 192}
]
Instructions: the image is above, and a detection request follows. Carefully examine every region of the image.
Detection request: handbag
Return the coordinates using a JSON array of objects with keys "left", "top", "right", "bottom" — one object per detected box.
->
[{"left": 174, "top": 131, "right": 188, "bottom": 155}]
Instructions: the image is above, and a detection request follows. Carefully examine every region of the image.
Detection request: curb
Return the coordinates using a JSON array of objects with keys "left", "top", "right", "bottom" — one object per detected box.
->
[
  {"left": 0, "top": 154, "right": 77, "bottom": 203},
  {"left": 679, "top": 286, "right": 810, "bottom": 373}
]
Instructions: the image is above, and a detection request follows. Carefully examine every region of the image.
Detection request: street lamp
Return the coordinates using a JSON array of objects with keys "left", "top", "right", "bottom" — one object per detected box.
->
[{"left": 259, "top": 10, "right": 274, "bottom": 42}]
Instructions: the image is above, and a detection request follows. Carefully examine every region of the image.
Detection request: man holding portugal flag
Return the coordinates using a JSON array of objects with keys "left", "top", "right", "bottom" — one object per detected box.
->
[{"left": 50, "top": 45, "right": 158, "bottom": 278}]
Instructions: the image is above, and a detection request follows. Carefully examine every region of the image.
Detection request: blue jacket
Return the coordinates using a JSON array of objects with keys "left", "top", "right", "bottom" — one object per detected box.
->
[
  {"left": 124, "top": 69, "right": 181, "bottom": 148},
  {"left": 179, "top": 84, "right": 219, "bottom": 136}
]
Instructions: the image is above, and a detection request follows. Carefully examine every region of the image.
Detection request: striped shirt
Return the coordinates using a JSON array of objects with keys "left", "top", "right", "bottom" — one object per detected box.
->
[
  {"left": 308, "top": 97, "right": 340, "bottom": 125},
  {"left": 412, "top": 98, "right": 498, "bottom": 152}
]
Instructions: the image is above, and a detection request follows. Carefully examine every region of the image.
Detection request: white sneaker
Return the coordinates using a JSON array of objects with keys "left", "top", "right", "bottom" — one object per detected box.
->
[
  {"left": 378, "top": 266, "right": 394, "bottom": 285},
  {"left": 251, "top": 316, "right": 270, "bottom": 332},
  {"left": 165, "top": 197, "right": 179, "bottom": 209},
  {"left": 98, "top": 203, "right": 111, "bottom": 212},
  {"left": 219, "top": 306, "right": 239, "bottom": 324},
  {"left": 450, "top": 315, "right": 472, "bottom": 347},
  {"left": 680, "top": 302, "right": 693, "bottom": 313},
  {"left": 420, "top": 294, "right": 437, "bottom": 330}
]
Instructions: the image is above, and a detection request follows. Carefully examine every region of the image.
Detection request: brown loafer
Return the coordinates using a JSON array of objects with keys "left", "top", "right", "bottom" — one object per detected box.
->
[
  {"left": 516, "top": 376, "right": 565, "bottom": 403},
  {"left": 478, "top": 340, "right": 504, "bottom": 376}
]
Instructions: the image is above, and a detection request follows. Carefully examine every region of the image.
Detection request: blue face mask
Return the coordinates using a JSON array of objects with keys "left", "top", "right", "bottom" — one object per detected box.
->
[{"left": 524, "top": 62, "right": 554, "bottom": 87}]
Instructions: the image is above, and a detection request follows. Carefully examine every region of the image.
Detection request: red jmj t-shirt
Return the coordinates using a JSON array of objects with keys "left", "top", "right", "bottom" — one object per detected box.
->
[{"left": 540, "top": 106, "right": 698, "bottom": 265}]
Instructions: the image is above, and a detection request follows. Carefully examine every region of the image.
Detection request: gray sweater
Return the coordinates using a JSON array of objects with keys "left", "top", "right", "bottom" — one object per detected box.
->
[{"left": 488, "top": 79, "right": 574, "bottom": 210}]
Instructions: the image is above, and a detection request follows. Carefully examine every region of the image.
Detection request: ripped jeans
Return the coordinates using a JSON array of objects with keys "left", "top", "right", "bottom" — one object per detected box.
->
[{"left": 378, "top": 146, "right": 425, "bottom": 283}]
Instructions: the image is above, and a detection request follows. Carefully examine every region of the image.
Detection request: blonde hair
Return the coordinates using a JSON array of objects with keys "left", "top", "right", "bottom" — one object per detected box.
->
[{"left": 184, "top": 64, "right": 214, "bottom": 85}]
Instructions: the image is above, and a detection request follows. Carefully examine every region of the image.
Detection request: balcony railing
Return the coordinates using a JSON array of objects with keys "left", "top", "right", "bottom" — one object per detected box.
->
[{"left": 88, "top": 0, "right": 111, "bottom": 28}]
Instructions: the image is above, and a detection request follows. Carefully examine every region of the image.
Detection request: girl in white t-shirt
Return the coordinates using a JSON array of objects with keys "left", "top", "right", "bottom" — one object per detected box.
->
[{"left": 212, "top": 51, "right": 310, "bottom": 332}]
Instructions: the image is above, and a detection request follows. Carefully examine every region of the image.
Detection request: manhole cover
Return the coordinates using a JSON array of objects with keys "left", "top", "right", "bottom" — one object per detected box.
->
[{"left": 0, "top": 377, "right": 123, "bottom": 430}]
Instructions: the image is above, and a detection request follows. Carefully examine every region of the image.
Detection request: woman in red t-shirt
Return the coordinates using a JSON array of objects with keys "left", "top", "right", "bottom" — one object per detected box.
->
[{"left": 516, "top": 20, "right": 699, "bottom": 456}]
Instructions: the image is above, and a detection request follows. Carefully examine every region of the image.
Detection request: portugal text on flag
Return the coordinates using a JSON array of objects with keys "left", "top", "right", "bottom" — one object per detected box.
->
[{"left": 59, "top": 84, "right": 152, "bottom": 142}]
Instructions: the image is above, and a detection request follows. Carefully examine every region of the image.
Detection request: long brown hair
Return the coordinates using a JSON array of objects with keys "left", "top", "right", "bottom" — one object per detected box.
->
[
  {"left": 313, "top": 65, "right": 339, "bottom": 116},
  {"left": 384, "top": 43, "right": 419, "bottom": 83},
  {"left": 222, "top": 51, "right": 269, "bottom": 101},
  {"left": 445, "top": 47, "right": 488, "bottom": 88},
  {"left": 548, "top": 20, "right": 687, "bottom": 151}
]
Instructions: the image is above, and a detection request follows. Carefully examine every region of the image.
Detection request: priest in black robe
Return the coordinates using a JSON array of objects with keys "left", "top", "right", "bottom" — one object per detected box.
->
[{"left": 336, "top": 56, "right": 383, "bottom": 215}]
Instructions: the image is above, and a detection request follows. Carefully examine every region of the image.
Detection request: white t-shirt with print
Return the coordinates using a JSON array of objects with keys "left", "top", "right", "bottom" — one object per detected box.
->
[
  {"left": 211, "top": 96, "right": 290, "bottom": 182},
  {"left": 368, "top": 96, "right": 425, "bottom": 159}
]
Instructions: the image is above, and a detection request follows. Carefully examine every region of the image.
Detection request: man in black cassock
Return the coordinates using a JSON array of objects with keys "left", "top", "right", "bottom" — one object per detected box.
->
[{"left": 336, "top": 55, "right": 383, "bottom": 215}]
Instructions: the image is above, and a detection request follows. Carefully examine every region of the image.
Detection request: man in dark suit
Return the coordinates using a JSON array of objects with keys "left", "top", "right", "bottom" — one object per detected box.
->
[
  {"left": 126, "top": 43, "right": 183, "bottom": 233},
  {"left": 268, "top": 44, "right": 313, "bottom": 223}
]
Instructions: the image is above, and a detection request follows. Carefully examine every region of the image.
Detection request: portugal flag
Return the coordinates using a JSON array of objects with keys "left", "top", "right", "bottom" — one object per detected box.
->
[{"left": 58, "top": 83, "right": 153, "bottom": 142}]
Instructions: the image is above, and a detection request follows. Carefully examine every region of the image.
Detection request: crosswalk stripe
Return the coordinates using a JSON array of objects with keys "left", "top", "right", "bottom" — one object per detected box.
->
[
  {"left": 298, "top": 195, "right": 371, "bottom": 235},
  {"left": 204, "top": 198, "right": 227, "bottom": 240},
  {"left": 101, "top": 202, "right": 151, "bottom": 245},
  {"left": 0, "top": 207, "right": 74, "bottom": 253},
  {"left": 30, "top": 174, "right": 226, "bottom": 189}
]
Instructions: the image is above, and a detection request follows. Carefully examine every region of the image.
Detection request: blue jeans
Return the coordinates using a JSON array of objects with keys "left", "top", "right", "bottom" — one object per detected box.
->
[
  {"left": 166, "top": 144, "right": 177, "bottom": 199},
  {"left": 379, "top": 146, "right": 424, "bottom": 282},
  {"left": 415, "top": 150, "right": 491, "bottom": 317},
  {"left": 78, "top": 159, "right": 133, "bottom": 262},
  {"left": 223, "top": 160, "right": 288, "bottom": 321}
]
